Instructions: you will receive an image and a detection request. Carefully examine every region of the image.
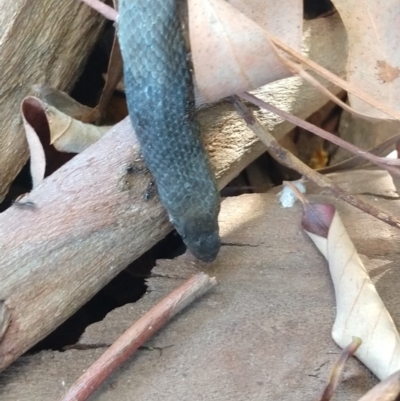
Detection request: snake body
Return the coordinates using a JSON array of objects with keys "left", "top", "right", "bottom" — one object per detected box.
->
[{"left": 118, "top": 0, "right": 221, "bottom": 262}]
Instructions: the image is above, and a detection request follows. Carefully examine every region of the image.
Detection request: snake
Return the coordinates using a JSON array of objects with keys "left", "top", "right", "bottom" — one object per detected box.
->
[{"left": 118, "top": 0, "right": 221, "bottom": 262}]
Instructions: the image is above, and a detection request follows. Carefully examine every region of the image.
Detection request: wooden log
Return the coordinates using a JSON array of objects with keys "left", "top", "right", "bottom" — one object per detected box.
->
[
  {"left": 0, "top": 15, "right": 346, "bottom": 372},
  {"left": 0, "top": 0, "right": 106, "bottom": 200}
]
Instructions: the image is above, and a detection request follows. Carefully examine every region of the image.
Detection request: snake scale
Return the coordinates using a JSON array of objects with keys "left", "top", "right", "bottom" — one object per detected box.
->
[{"left": 118, "top": 0, "right": 221, "bottom": 262}]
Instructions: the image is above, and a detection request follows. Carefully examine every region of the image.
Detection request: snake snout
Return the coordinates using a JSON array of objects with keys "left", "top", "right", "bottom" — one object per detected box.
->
[
  {"left": 173, "top": 214, "right": 220, "bottom": 263},
  {"left": 188, "top": 230, "right": 220, "bottom": 263}
]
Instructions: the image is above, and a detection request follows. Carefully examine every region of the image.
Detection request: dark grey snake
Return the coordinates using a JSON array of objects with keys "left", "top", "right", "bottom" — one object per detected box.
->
[{"left": 118, "top": 0, "right": 221, "bottom": 262}]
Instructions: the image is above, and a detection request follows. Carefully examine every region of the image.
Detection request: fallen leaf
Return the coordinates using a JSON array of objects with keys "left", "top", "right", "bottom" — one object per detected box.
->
[
  {"left": 331, "top": 0, "right": 400, "bottom": 119},
  {"left": 33, "top": 84, "right": 93, "bottom": 120},
  {"left": 227, "top": 0, "right": 302, "bottom": 49},
  {"left": 47, "top": 105, "right": 110, "bottom": 153},
  {"left": 376, "top": 60, "right": 400, "bottom": 84},
  {"left": 188, "top": 0, "right": 299, "bottom": 102},
  {"left": 21, "top": 98, "right": 47, "bottom": 188},
  {"left": 95, "top": 36, "right": 123, "bottom": 123},
  {"left": 22, "top": 96, "right": 110, "bottom": 155},
  {"left": 303, "top": 203, "right": 400, "bottom": 379}
]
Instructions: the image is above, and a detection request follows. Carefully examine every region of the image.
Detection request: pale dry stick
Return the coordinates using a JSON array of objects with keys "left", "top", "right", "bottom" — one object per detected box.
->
[
  {"left": 232, "top": 97, "right": 400, "bottom": 230},
  {"left": 59, "top": 273, "right": 217, "bottom": 401},
  {"left": 240, "top": 92, "right": 400, "bottom": 171},
  {"left": 77, "top": 0, "right": 117, "bottom": 21},
  {"left": 358, "top": 370, "right": 400, "bottom": 401},
  {"left": 0, "top": 302, "right": 11, "bottom": 343},
  {"left": 319, "top": 337, "right": 362, "bottom": 401},
  {"left": 268, "top": 34, "right": 400, "bottom": 121},
  {"left": 282, "top": 180, "right": 311, "bottom": 209},
  {"left": 279, "top": 54, "right": 367, "bottom": 119}
]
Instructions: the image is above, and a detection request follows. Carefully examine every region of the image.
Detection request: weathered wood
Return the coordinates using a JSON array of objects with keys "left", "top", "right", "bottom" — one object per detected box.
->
[
  {"left": 0, "top": 15, "right": 347, "bottom": 372},
  {"left": 2, "top": 169, "right": 399, "bottom": 400},
  {"left": 0, "top": 0, "right": 106, "bottom": 200}
]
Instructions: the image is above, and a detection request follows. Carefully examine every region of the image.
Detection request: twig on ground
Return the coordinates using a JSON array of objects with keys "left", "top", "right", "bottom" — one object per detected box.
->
[
  {"left": 357, "top": 370, "right": 400, "bottom": 401},
  {"left": 0, "top": 302, "right": 11, "bottom": 343},
  {"left": 240, "top": 92, "right": 400, "bottom": 172},
  {"left": 319, "top": 337, "right": 362, "bottom": 401},
  {"left": 59, "top": 273, "right": 217, "bottom": 401},
  {"left": 232, "top": 96, "right": 400, "bottom": 230},
  {"left": 77, "top": 0, "right": 117, "bottom": 21},
  {"left": 318, "top": 133, "right": 400, "bottom": 174},
  {"left": 268, "top": 34, "right": 400, "bottom": 121}
]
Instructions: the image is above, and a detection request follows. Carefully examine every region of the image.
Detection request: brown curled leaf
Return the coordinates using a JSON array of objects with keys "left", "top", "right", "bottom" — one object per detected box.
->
[
  {"left": 188, "top": 0, "right": 293, "bottom": 102},
  {"left": 301, "top": 203, "right": 335, "bottom": 238},
  {"left": 331, "top": 0, "right": 400, "bottom": 119}
]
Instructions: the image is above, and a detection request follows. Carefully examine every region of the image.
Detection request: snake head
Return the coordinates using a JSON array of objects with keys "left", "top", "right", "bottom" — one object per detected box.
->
[{"left": 171, "top": 213, "right": 220, "bottom": 263}]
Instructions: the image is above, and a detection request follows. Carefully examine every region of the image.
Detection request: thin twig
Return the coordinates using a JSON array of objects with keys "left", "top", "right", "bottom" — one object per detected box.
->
[
  {"left": 232, "top": 97, "right": 400, "bottom": 230},
  {"left": 282, "top": 180, "right": 310, "bottom": 208},
  {"left": 319, "top": 337, "right": 362, "bottom": 401},
  {"left": 77, "top": 0, "right": 117, "bottom": 21},
  {"left": 276, "top": 51, "right": 366, "bottom": 119},
  {"left": 0, "top": 301, "right": 11, "bottom": 343},
  {"left": 59, "top": 273, "right": 217, "bottom": 401},
  {"left": 318, "top": 133, "right": 400, "bottom": 174},
  {"left": 358, "top": 369, "right": 400, "bottom": 401},
  {"left": 240, "top": 92, "right": 400, "bottom": 173},
  {"left": 268, "top": 34, "right": 400, "bottom": 121}
]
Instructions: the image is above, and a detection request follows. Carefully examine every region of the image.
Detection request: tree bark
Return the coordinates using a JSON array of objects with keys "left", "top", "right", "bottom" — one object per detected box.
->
[{"left": 0, "top": 0, "right": 106, "bottom": 200}]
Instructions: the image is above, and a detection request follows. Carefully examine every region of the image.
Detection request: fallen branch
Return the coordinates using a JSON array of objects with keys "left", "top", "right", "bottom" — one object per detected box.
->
[{"left": 59, "top": 273, "right": 217, "bottom": 401}]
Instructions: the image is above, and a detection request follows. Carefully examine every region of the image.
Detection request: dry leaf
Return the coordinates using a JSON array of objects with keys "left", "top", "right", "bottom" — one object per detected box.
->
[
  {"left": 22, "top": 96, "right": 110, "bottom": 154},
  {"left": 21, "top": 98, "right": 47, "bottom": 188},
  {"left": 47, "top": 105, "right": 110, "bottom": 153},
  {"left": 303, "top": 204, "right": 400, "bottom": 380},
  {"left": 331, "top": 0, "right": 400, "bottom": 119},
  {"left": 21, "top": 95, "right": 110, "bottom": 186},
  {"left": 227, "top": 0, "right": 302, "bottom": 49},
  {"left": 95, "top": 36, "right": 123, "bottom": 123},
  {"left": 188, "top": 0, "right": 297, "bottom": 102},
  {"left": 33, "top": 85, "right": 93, "bottom": 120}
]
